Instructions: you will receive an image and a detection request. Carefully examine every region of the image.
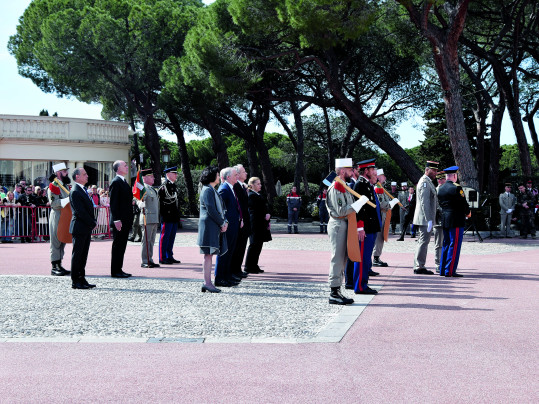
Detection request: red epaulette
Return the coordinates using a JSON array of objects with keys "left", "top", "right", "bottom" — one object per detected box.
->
[
  {"left": 49, "top": 183, "right": 61, "bottom": 195},
  {"left": 334, "top": 181, "right": 346, "bottom": 193},
  {"left": 374, "top": 187, "right": 384, "bottom": 194}
]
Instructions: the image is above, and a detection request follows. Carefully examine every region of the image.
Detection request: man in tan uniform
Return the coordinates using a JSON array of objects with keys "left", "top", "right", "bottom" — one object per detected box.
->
[
  {"left": 138, "top": 169, "right": 160, "bottom": 268},
  {"left": 326, "top": 158, "right": 369, "bottom": 305},
  {"left": 48, "top": 163, "right": 71, "bottom": 276},
  {"left": 413, "top": 161, "right": 439, "bottom": 274}
]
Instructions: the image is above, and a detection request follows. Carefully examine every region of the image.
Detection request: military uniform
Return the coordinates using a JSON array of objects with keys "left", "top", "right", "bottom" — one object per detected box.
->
[
  {"left": 352, "top": 163, "right": 382, "bottom": 294},
  {"left": 286, "top": 191, "right": 302, "bottom": 233},
  {"left": 516, "top": 188, "right": 536, "bottom": 238},
  {"left": 413, "top": 162, "right": 439, "bottom": 274},
  {"left": 499, "top": 187, "right": 516, "bottom": 237},
  {"left": 158, "top": 169, "right": 182, "bottom": 263},
  {"left": 47, "top": 165, "right": 71, "bottom": 275},
  {"left": 139, "top": 180, "right": 159, "bottom": 266},
  {"left": 437, "top": 167, "right": 470, "bottom": 277},
  {"left": 317, "top": 190, "right": 329, "bottom": 233},
  {"left": 373, "top": 181, "right": 390, "bottom": 266},
  {"left": 434, "top": 184, "right": 444, "bottom": 269}
]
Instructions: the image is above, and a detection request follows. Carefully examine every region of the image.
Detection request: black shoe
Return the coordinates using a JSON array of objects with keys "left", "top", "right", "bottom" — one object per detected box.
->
[
  {"left": 414, "top": 268, "right": 434, "bottom": 275},
  {"left": 201, "top": 285, "right": 221, "bottom": 293},
  {"left": 170, "top": 258, "right": 181, "bottom": 264},
  {"left": 58, "top": 264, "right": 70, "bottom": 275},
  {"left": 411, "top": 234, "right": 416, "bottom": 238},
  {"left": 239, "top": 271, "right": 249, "bottom": 278},
  {"left": 369, "top": 270, "right": 380, "bottom": 276},
  {"left": 51, "top": 267, "right": 69, "bottom": 276},
  {"left": 329, "top": 287, "right": 354, "bottom": 305},
  {"left": 245, "top": 268, "right": 262, "bottom": 274},
  {"left": 372, "top": 257, "right": 388, "bottom": 267},
  {"left": 215, "top": 280, "right": 234, "bottom": 287},
  {"left": 396, "top": 237, "right": 404, "bottom": 241},
  {"left": 230, "top": 275, "right": 242, "bottom": 282},
  {"left": 111, "top": 271, "right": 131, "bottom": 278},
  {"left": 128, "top": 238, "right": 135, "bottom": 242},
  {"left": 141, "top": 263, "right": 151, "bottom": 268},
  {"left": 451, "top": 273, "right": 464, "bottom": 277},
  {"left": 159, "top": 260, "right": 173, "bottom": 265},
  {"left": 149, "top": 263, "right": 160, "bottom": 268},
  {"left": 72, "top": 282, "right": 91, "bottom": 289},
  {"left": 355, "top": 287, "right": 378, "bottom": 295},
  {"left": 83, "top": 280, "right": 96, "bottom": 288}
]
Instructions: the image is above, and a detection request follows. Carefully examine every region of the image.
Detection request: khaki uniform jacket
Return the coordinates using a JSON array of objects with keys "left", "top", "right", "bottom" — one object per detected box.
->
[
  {"left": 413, "top": 174, "right": 437, "bottom": 226},
  {"left": 139, "top": 184, "right": 159, "bottom": 225},
  {"left": 499, "top": 192, "right": 516, "bottom": 214}
]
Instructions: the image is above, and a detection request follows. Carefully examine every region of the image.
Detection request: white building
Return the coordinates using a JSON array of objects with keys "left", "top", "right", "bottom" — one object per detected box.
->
[{"left": 0, "top": 114, "right": 131, "bottom": 189}]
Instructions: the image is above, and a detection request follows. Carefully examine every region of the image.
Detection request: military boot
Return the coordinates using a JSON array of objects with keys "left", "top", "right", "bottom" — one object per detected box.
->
[
  {"left": 294, "top": 225, "right": 299, "bottom": 234},
  {"left": 320, "top": 225, "right": 324, "bottom": 233},
  {"left": 287, "top": 226, "right": 292, "bottom": 234},
  {"left": 329, "top": 287, "right": 354, "bottom": 305},
  {"left": 324, "top": 225, "right": 327, "bottom": 233},
  {"left": 51, "top": 261, "right": 68, "bottom": 276},
  {"left": 372, "top": 256, "right": 388, "bottom": 267}
]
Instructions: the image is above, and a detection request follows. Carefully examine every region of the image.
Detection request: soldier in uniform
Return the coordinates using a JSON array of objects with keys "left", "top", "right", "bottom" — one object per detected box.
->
[
  {"left": 434, "top": 171, "right": 446, "bottom": 272},
  {"left": 373, "top": 169, "right": 399, "bottom": 269},
  {"left": 158, "top": 166, "right": 182, "bottom": 264},
  {"left": 398, "top": 182, "right": 408, "bottom": 233},
  {"left": 286, "top": 186, "right": 302, "bottom": 234},
  {"left": 516, "top": 183, "right": 537, "bottom": 239},
  {"left": 316, "top": 187, "right": 329, "bottom": 233},
  {"left": 390, "top": 182, "right": 400, "bottom": 234},
  {"left": 412, "top": 161, "right": 439, "bottom": 275},
  {"left": 326, "top": 158, "right": 367, "bottom": 305},
  {"left": 138, "top": 169, "right": 160, "bottom": 268},
  {"left": 437, "top": 166, "right": 471, "bottom": 277},
  {"left": 353, "top": 158, "right": 383, "bottom": 295},
  {"left": 499, "top": 183, "right": 516, "bottom": 238},
  {"left": 47, "top": 163, "right": 71, "bottom": 276}
]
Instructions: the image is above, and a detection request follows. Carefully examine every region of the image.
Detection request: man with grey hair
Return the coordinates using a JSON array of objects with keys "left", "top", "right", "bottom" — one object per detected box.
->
[
  {"left": 214, "top": 167, "right": 242, "bottom": 287},
  {"left": 230, "top": 164, "right": 251, "bottom": 279}
]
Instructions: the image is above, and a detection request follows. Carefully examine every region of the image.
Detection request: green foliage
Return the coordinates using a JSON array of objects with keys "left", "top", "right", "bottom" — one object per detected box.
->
[
  {"left": 176, "top": 168, "right": 203, "bottom": 215},
  {"left": 271, "top": 182, "right": 320, "bottom": 218}
]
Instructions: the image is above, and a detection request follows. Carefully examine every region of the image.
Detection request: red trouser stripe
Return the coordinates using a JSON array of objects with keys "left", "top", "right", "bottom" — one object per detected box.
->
[
  {"left": 358, "top": 238, "right": 365, "bottom": 291},
  {"left": 449, "top": 229, "right": 459, "bottom": 276},
  {"left": 159, "top": 223, "right": 166, "bottom": 261}
]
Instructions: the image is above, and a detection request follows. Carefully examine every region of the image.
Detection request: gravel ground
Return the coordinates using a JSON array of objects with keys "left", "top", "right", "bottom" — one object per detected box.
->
[{"left": 0, "top": 275, "right": 341, "bottom": 340}]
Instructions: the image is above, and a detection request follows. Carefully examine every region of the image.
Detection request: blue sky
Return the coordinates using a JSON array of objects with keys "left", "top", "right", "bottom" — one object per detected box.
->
[{"left": 1, "top": 0, "right": 535, "bottom": 150}]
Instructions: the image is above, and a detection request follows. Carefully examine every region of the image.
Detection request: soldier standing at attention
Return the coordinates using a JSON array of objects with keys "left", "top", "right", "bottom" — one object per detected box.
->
[
  {"left": 437, "top": 166, "right": 470, "bottom": 277},
  {"left": 372, "top": 169, "right": 398, "bottom": 269},
  {"left": 316, "top": 187, "right": 329, "bottom": 233},
  {"left": 326, "top": 158, "right": 367, "bottom": 305},
  {"left": 390, "top": 182, "right": 400, "bottom": 235},
  {"left": 139, "top": 169, "right": 160, "bottom": 268},
  {"left": 353, "top": 158, "right": 382, "bottom": 295},
  {"left": 398, "top": 182, "right": 408, "bottom": 234},
  {"left": 158, "top": 167, "right": 182, "bottom": 264},
  {"left": 286, "top": 186, "right": 302, "bottom": 234},
  {"left": 48, "top": 163, "right": 71, "bottom": 276},
  {"left": 516, "top": 183, "right": 537, "bottom": 239},
  {"left": 434, "top": 171, "right": 446, "bottom": 272},
  {"left": 412, "top": 161, "right": 439, "bottom": 275},
  {"left": 499, "top": 183, "right": 516, "bottom": 238}
]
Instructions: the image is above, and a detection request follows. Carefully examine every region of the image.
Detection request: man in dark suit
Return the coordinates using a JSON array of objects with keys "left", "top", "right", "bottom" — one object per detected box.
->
[
  {"left": 230, "top": 164, "right": 251, "bottom": 279},
  {"left": 214, "top": 167, "right": 241, "bottom": 287},
  {"left": 69, "top": 167, "right": 97, "bottom": 289},
  {"left": 109, "top": 160, "right": 133, "bottom": 278},
  {"left": 437, "top": 166, "right": 471, "bottom": 277}
]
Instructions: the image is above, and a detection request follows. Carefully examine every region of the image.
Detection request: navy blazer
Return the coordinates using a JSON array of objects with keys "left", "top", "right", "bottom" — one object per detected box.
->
[
  {"left": 437, "top": 181, "right": 470, "bottom": 228},
  {"left": 109, "top": 176, "right": 134, "bottom": 226},
  {"left": 218, "top": 182, "right": 240, "bottom": 232},
  {"left": 69, "top": 184, "right": 96, "bottom": 235}
]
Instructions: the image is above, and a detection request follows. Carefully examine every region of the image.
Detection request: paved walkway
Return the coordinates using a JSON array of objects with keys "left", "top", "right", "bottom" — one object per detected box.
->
[{"left": 1, "top": 222, "right": 538, "bottom": 402}]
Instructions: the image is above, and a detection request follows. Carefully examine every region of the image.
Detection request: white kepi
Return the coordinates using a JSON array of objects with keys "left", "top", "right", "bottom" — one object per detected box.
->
[
  {"left": 52, "top": 162, "right": 67, "bottom": 172},
  {"left": 335, "top": 158, "right": 353, "bottom": 168}
]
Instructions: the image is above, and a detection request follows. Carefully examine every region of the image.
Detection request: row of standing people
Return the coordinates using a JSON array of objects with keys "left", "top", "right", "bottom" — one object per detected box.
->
[
  {"left": 326, "top": 158, "right": 471, "bottom": 305},
  {"left": 197, "top": 165, "right": 272, "bottom": 293}
]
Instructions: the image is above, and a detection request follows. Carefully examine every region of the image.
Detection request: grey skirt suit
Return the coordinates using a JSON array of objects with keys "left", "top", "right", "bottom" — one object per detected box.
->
[{"left": 197, "top": 185, "right": 228, "bottom": 255}]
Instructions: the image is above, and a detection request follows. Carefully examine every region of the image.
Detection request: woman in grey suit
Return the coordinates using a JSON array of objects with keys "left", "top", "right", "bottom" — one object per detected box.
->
[{"left": 197, "top": 166, "right": 228, "bottom": 293}]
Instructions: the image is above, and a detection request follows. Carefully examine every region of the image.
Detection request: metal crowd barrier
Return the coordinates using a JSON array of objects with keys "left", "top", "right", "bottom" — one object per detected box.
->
[{"left": 0, "top": 205, "right": 111, "bottom": 242}]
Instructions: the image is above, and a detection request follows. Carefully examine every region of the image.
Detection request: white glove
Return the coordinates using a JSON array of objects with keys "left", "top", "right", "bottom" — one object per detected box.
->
[
  {"left": 351, "top": 196, "right": 369, "bottom": 213},
  {"left": 138, "top": 201, "right": 146, "bottom": 208},
  {"left": 60, "top": 198, "right": 70, "bottom": 208},
  {"left": 506, "top": 209, "right": 512, "bottom": 213},
  {"left": 389, "top": 198, "right": 399, "bottom": 208},
  {"left": 427, "top": 220, "right": 433, "bottom": 233}
]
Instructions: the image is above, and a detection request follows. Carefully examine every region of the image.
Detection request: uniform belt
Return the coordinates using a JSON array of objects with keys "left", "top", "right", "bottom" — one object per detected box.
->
[{"left": 330, "top": 214, "right": 347, "bottom": 220}]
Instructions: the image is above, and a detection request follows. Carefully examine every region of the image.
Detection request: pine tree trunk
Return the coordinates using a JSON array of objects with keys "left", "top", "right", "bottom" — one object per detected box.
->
[
  {"left": 488, "top": 97, "right": 505, "bottom": 195},
  {"left": 203, "top": 116, "right": 229, "bottom": 169},
  {"left": 142, "top": 114, "right": 163, "bottom": 186},
  {"left": 291, "top": 101, "right": 309, "bottom": 196}
]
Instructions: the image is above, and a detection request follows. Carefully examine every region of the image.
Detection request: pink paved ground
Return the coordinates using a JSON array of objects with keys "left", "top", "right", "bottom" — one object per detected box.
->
[{"left": 1, "top": 234, "right": 538, "bottom": 402}]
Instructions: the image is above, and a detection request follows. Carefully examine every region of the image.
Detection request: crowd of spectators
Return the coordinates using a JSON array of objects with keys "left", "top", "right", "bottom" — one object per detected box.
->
[{"left": 0, "top": 179, "right": 110, "bottom": 243}]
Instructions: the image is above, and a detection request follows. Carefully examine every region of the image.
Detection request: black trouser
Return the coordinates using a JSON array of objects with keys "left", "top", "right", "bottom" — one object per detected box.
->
[
  {"left": 111, "top": 224, "right": 131, "bottom": 274},
  {"left": 519, "top": 212, "right": 536, "bottom": 236},
  {"left": 71, "top": 231, "right": 91, "bottom": 283},
  {"left": 245, "top": 237, "right": 263, "bottom": 270},
  {"left": 230, "top": 226, "right": 249, "bottom": 276},
  {"left": 345, "top": 258, "right": 354, "bottom": 288}
]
